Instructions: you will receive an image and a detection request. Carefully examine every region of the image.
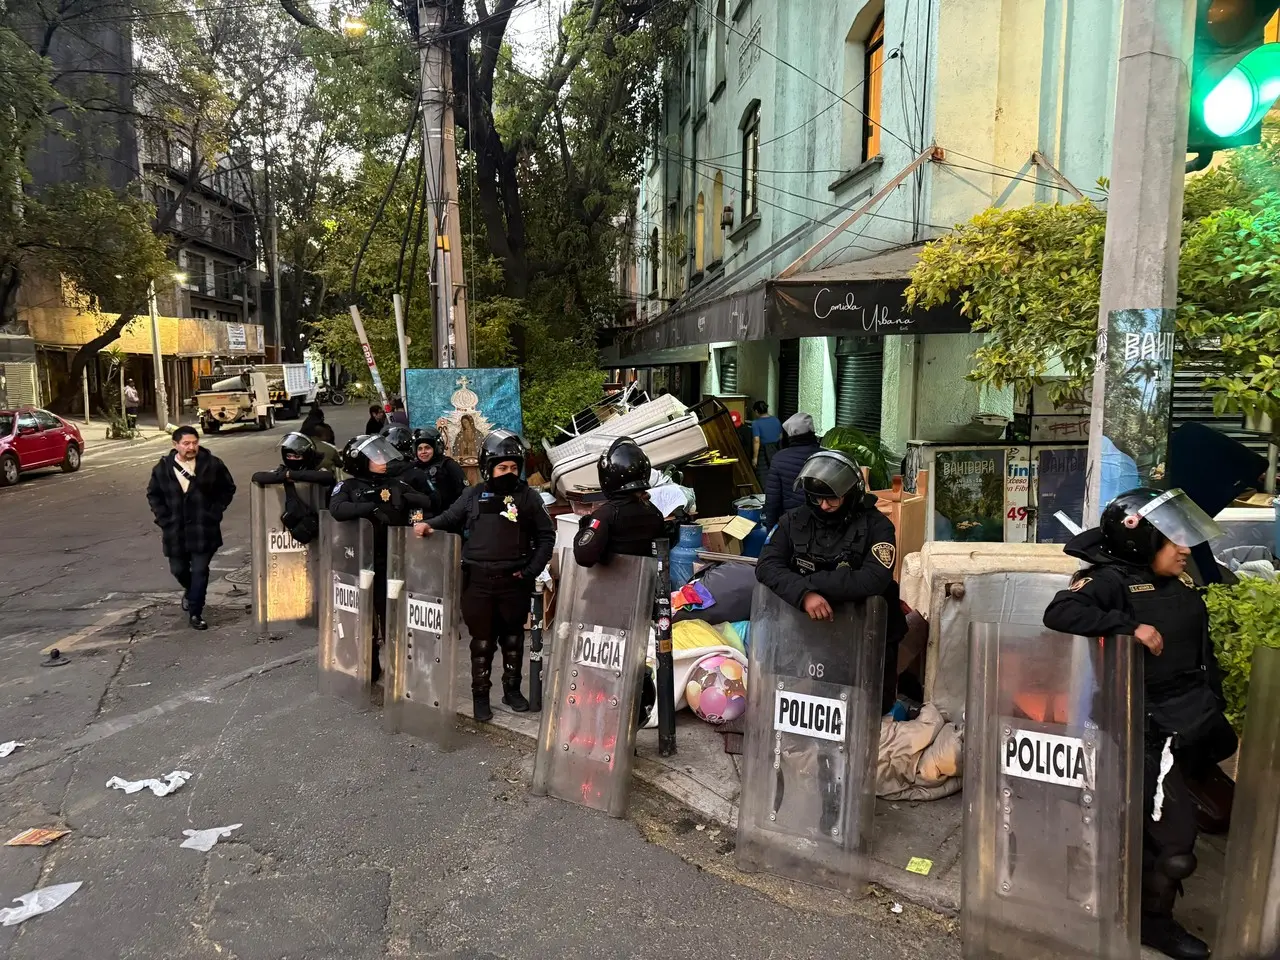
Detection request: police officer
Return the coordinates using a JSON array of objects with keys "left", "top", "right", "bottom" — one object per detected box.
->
[
  {"left": 330, "top": 435, "right": 433, "bottom": 683},
  {"left": 409, "top": 427, "right": 468, "bottom": 512},
  {"left": 251, "top": 433, "right": 337, "bottom": 540},
  {"left": 573, "top": 437, "right": 666, "bottom": 566},
  {"left": 1043, "top": 487, "right": 1235, "bottom": 960},
  {"left": 414, "top": 430, "right": 555, "bottom": 721},
  {"left": 379, "top": 423, "right": 415, "bottom": 459},
  {"left": 756, "top": 449, "right": 906, "bottom": 712}
]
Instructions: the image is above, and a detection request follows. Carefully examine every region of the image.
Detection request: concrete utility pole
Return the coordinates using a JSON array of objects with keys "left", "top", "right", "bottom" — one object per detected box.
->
[
  {"left": 1082, "top": 0, "right": 1197, "bottom": 525},
  {"left": 147, "top": 281, "right": 170, "bottom": 429},
  {"left": 416, "top": 0, "right": 470, "bottom": 369},
  {"left": 270, "top": 206, "right": 283, "bottom": 363}
]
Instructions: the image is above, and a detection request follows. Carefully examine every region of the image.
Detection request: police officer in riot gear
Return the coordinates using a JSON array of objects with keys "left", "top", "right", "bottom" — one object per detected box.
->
[
  {"left": 330, "top": 435, "right": 434, "bottom": 682},
  {"left": 379, "top": 423, "right": 415, "bottom": 458},
  {"left": 756, "top": 449, "right": 906, "bottom": 711},
  {"left": 573, "top": 437, "right": 666, "bottom": 566},
  {"left": 573, "top": 437, "right": 667, "bottom": 727},
  {"left": 1043, "top": 487, "right": 1235, "bottom": 960},
  {"left": 407, "top": 427, "right": 467, "bottom": 512},
  {"left": 415, "top": 430, "right": 555, "bottom": 721},
  {"left": 251, "top": 432, "right": 337, "bottom": 523}
]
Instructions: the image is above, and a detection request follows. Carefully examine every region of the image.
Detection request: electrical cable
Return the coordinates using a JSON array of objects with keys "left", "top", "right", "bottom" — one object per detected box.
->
[{"left": 395, "top": 135, "right": 426, "bottom": 290}]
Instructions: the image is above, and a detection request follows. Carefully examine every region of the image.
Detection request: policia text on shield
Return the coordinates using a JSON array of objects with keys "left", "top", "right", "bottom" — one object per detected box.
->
[{"left": 1043, "top": 487, "right": 1236, "bottom": 960}]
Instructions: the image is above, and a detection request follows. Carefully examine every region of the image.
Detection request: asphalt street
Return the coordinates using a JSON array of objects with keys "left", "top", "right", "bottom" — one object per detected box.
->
[{"left": 0, "top": 405, "right": 962, "bottom": 960}]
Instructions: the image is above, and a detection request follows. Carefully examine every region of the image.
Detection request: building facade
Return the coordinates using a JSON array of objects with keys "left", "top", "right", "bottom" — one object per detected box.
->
[{"left": 610, "top": 0, "right": 1125, "bottom": 457}]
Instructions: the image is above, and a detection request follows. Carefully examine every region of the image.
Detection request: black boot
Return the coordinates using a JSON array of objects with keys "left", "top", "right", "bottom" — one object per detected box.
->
[
  {"left": 470, "top": 646, "right": 494, "bottom": 721},
  {"left": 1141, "top": 916, "right": 1209, "bottom": 960},
  {"left": 473, "top": 691, "right": 493, "bottom": 722},
  {"left": 500, "top": 637, "right": 529, "bottom": 711}
]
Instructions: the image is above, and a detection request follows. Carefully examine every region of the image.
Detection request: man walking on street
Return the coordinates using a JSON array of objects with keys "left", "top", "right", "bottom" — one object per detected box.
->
[
  {"left": 146, "top": 426, "right": 237, "bottom": 630},
  {"left": 124, "top": 379, "right": 141, "bottom": 430}
]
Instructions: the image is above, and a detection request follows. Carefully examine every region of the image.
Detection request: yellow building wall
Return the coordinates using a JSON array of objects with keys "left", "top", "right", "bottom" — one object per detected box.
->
[{"left": 25, "top": 303, "right": 264, "bottom": 358}]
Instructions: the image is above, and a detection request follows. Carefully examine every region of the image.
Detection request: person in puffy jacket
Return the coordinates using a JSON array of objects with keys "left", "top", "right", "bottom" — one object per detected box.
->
[{"left": 762, "top": 412, "right": 822, "bottom": 527}]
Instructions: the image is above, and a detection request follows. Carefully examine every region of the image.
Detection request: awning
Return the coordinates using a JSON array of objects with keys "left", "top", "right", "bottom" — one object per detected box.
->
[{"left": 610, "top": 245, "right": 973, "bottom": 366}]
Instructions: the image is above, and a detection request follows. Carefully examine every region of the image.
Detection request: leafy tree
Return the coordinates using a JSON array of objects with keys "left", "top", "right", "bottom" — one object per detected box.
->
[{"left": 907, "top": 143, "right": 1280, "bottom": 451}]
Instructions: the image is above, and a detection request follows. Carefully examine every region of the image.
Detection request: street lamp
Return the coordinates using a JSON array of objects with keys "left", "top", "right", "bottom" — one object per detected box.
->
[{"left": 339, "top": 13, "right": 369, "bottom": 36}]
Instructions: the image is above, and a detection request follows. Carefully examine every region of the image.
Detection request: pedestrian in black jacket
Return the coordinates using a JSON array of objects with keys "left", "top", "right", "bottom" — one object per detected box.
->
[
  {"left": 762, "top": 412, "right": 822, "bottom": 526},
  {"left": 415, "top": 430, "right": 555, "bottom": 721},
  {"left": 299, "top": 403, "right": 335, "bottom": 445},
  {"left": 146, "top": 426, "right": 236, "bottom": 630},
  {"left": 1043, "top": 487, "right": 1234, "bottom": 960}
]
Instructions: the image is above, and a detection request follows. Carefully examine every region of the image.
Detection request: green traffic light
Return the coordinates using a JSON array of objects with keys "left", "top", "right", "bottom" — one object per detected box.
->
[{"left": 1200, "top": 42, "right": 1280, "bottom": 138}]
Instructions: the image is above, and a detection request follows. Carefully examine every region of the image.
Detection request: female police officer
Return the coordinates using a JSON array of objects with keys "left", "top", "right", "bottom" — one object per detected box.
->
[
  {"left": 1043, "top": 487, "right": 1236, "bottom": 960},
  {"left": 414, "top": 430, "right": 555, "bottom": 721}
]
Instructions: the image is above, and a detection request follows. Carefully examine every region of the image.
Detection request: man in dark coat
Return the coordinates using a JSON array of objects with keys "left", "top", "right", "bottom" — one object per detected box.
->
[
  {"left": 762, "top": 412, "right": 822, "bottom": 527},
  {"left": 146, "top": 425, "right": 237, "bottom": 630}
]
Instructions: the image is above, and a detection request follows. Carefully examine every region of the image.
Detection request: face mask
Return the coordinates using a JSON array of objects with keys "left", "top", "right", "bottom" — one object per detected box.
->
[{"left": 488, "top": 472, "right": 520, "bottom": 494}]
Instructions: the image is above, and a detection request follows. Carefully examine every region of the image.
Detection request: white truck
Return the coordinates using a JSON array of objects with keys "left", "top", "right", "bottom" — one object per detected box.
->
[{"left": 256, "top": 363, "right": 317, "bottom": 419}]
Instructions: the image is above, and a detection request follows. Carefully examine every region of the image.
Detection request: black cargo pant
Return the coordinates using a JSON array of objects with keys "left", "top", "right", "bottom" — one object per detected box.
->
[
  {"left": 1141, "top": 715, "right": 1238, "bottom": 918},
  {"left": 459, "top": 567, "right": 531, "bottom": 696}
]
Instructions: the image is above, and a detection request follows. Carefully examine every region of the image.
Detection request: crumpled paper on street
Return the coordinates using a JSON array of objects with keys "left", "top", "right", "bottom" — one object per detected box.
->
[
  {"left": 0, "top": 741, "right": 24, "bottom": 758},
  {"left": 179, "top": 824, "right": 242, "bottom": 852},
  {"left": 106, "top": 770, "right": 192, "bottom": 797},
  {"left": 0, "top": 882, "right": 83, "bottom": 926}
]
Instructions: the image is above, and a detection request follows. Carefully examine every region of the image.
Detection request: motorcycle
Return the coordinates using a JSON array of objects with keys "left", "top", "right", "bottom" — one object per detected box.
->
[{"left": 317, "top": 385, "right": 346, "bottom": 406}]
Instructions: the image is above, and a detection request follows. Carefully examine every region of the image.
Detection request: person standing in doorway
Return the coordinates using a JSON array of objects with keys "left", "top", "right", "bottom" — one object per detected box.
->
[
  {"left": 365, "top": 403, "right": 387, "bottom": 435},
  {"left": 750, "top": 400, "right": 783, "bottom": 488},
  {"left": 124, "top": 379, "right": 141, "bottom": 430},
  {"left": 145, "top": 426, "right": 237, "bottom": 630}
]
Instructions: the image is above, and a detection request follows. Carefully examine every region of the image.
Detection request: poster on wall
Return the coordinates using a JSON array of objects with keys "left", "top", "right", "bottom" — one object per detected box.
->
[
  {"left": 1004, "top": 449, "right": 1032, "bottom": 543},
  {"left": 933, "top": 448, "right": 1007, "bottom": 542},
  {"left": 1035, "top": 447, "right": 1088, "bottom": 544},
  {"left": 227, "top": 324, "right": 247, "bottom": 353},
  {"left": 404, "top": 368, "right": 523, "bottom": 475}
]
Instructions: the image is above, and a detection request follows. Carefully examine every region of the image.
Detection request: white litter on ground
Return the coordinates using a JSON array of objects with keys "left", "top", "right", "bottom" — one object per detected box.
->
[
  {"left": 0, "top": 882, "right": 83, "bottom": 926},
  {"left": 106, "top": 770, "right": 192, "bottom": 797},
  {"left": 179, "top": 824, "right": 242, "bottom": 852},
  {"left": 891, "top": 903, "right": 904, "bottom": 915},
  {"left": 0, "top": 741, "right": 24, "bottom": 759}
]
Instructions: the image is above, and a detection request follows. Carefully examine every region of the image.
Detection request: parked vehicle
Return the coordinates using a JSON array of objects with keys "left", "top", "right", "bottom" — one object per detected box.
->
[
  {"left": 316, "top": 384, "right": 346, "bottom": 406},
  {"left": 193, "top": 370, "right": 275, "bottom": 434},
  {"left": 0, "top": 407, "right": 84, "bottom": 487},
  {"left": 256, "top": 363, "right": 317, "bottom": 418}
]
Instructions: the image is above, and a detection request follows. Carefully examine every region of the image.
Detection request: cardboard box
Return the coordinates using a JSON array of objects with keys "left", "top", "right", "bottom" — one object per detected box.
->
[{"left": 697, "top": 515, "right": 757, "bottom": 555}]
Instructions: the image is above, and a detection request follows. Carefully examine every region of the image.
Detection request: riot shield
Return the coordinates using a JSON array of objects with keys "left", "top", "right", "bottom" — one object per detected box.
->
[
  {"left": 317, "top": 511, "right": 375, "bottom": 703},
  {"left": 384, "top": 528, "right": 461, "bottom": 746},
  {"left": 530, "top": 553, "right": 659, "bottom": 818},
  {"left": 250, "top": 482, "right": 322, "bottom": 638},
  {"left": 736, "top": 584, "right": 887, "bottom": 894},
  {"left": 962, "top": 622, "right": 1141, "bottom": 960},
  {"left": 1215, "top": 645, "right": 1280, "bottom": 960}
]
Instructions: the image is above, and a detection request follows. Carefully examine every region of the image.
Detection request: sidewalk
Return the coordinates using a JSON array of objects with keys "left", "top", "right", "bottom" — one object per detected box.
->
[{"left": 75, "top": 419, "right": 170, "bottom": 450}]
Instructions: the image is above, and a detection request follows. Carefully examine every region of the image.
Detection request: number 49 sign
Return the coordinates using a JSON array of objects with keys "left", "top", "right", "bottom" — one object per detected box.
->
[{"left": 1004, "top": 451, "right": 1032, "bottom": 543}]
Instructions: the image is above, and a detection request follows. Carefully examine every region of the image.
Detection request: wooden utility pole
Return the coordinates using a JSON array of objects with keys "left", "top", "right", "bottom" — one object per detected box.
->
[{"left": 416, "top": 0, "right": 469, "bottom": 368}]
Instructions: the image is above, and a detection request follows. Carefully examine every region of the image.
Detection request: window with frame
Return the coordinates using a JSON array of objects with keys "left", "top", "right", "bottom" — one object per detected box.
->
[
  {"left": 741, "top": 103, "right": 760, "bottom": 219},
  {"left": 713, "top": 0, "right": 727, "bottom": 91},
  {"left": 186, "top": 253, "right": 207, "bottom": 290},
  {"left": 697, "top": 33, "right": 709, "bottom": 106},
  {"left": 34, "top": 410, "right": 62, "bottom": 430},
  {"left": 193, "top": 308, "right": 210, "bottom": 319},
  {"left": 649, "top": 229, "right": 660, "bottom": 292},
  {"left": 183, "top": 200, "right": 201, "bottom": 229},
  {"left": 862, "top": 15, "right": 885, "bottom": 162},
  {"left": 694, "top": 193, "right": 706, "bottom": 272}
]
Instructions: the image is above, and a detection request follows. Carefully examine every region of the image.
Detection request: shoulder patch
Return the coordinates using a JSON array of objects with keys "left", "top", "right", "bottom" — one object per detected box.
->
[
  {"left": 1129, "top": 582, "right": 1156, "bottom": 593},
  {"left": 577, "top": 529, "right": 595, "bottom": 546},
  {"left": 1070, "top": 577, "right": 1092, "bottom": 592},
  {"left": 590, "top": 518, "right": 601, "bottom": 529},
  {"left": 332, "top": 481, "right": 343, "bottom": 495},
  {"left": 1178, "top": 572, "right": 1196, "bottom": 589},
  {"left": 871, "top": 542, "right": 895, "bottom": 569}
]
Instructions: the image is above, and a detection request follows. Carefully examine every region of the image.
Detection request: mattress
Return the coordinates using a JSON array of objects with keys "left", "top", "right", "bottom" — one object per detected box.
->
[
  {"left": 545, "top": 393, "right": 689, "bottom": 466},
  {"left": 551, "top": 414, "right": 708, "bottom": 496}
]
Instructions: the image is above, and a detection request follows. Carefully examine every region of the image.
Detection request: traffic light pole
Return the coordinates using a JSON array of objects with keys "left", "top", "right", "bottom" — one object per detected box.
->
[{"left": 1083, "top": 0, "right": 1197, "bottom": 525}]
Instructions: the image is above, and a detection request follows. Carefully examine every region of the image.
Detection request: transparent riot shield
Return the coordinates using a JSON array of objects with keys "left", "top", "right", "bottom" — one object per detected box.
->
[
  {"left": 736, "top": 584, "right": 887, "bottom": 894},
  {"left": 530, "top": 553, "right": 658, "bottom": 818},
  {"left": 384, "top": 528, "right": 461, "bottom": 746},
  {"left": 1215, "top": 645, "right": 1280, "bottom": 960},
  {"left": 962, "top": 623, "right": 1141, "bottom": 960},
  {"left": 317, "top": 512, "right": 375, "bottom": 703},
  {"left": 250, "top": 482, "right": 322, "bottom": 638}
]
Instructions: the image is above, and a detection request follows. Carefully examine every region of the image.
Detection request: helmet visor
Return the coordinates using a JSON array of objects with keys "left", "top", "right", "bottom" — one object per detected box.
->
[
  {"left": 352, "top": 435, "right": 404, "bottom": 466},
  {"left": 1134, "top": 488, "right": 1222, "bottom": 548},
  {"left": 793, "top": 451, "right": 861, "bottom": 499}
]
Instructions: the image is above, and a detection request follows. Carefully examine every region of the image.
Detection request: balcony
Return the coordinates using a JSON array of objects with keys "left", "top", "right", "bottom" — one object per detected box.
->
[{"left": 155, "top": 207, "right": 254, "bottom": 260}]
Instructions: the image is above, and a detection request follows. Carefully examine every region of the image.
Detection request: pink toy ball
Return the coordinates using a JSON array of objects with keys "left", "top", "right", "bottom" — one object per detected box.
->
[{"left": 684, "top": 654, "right": 747, "bottom": 725}]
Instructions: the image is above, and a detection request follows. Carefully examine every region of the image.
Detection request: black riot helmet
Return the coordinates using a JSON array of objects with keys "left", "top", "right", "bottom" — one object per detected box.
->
[
  {"left": 342, "top": 434, "right": 404, "bottom": 480},
  {"left": 480, "top": 429, "right": 526, "bottom": 479},
  {"left": 380, "top": 423, "right": 414, "bottom": 456},
  {"left": 1100, "top": 487, "right": 1222, "bottom": 565},
  {"left": 413, "top": 426, "right": 445, "bottom": 462},
  {"left": 795, "top": 450, "right": 866, "bottom": 508},
  {"left": 598, "top": 437, "right": 651, "bottom": 496},
  {"left": 280, "top": 431, "right": 320, "bottom": 470}
]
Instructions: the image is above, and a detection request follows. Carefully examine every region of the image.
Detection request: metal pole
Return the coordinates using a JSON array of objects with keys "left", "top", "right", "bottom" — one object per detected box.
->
[
  {"left": 81, "top": 364, "right": 90, "bottom": 425},
  {"left": 528, "top": 581, "right": 545, "bottom": 713},
  {"left": 393, "top": 292, "right": 409, "bottom": 399},
  {"left": 1082, "top": 0, "right": 1196, "bottom": 524},
  {"left": 416, "top": 0, "right": 468, "bottom": 368},
  {"left": 270, "top": 204, "right": 283, "bottom": 364},
  {"left": 148, "top": 281, "right": 169, "bottom": 430},
  {"left": 348, "top": 305, "right": 388, "bottom": 404},
  {"left": 654, "top": 539, "right": 676, "bottom": 757}
]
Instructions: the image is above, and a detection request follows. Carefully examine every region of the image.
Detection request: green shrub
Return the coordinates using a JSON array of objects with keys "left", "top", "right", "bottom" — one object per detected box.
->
[
  {"left": 820, "top": 426, "right": 899, "bottom": 490},
  {"left": 1205, "top": 577, "right": 1280, "bottom": 732}
]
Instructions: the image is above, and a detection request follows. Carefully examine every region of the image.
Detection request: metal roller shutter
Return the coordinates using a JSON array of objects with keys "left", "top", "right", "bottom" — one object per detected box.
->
[
  {"left": 835, "top": 339, "right": 883, "bottom": 434},
  {"left": 778, "top": 339, "right": 800, "bottom": 422},
  {"left": 0, "top": 363, "right": 39, "bottom": 408},
  {"left": 717, "top": 347, "right": 738, "bottom": 393},
  {"left": 1171, "top": 361, "right": 1268, "bottom": 456}
]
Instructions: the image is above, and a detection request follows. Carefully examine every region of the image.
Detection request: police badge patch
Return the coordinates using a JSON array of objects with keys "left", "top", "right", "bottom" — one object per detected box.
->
[
  {"left": 379, "top": 488, "right": 391, "bottom": 502},
  {"left": 871, "top": 542, "right": 895, "bottom": 568},
  {"left": 1070, "top": 577, "right": 1092, "bottom": 592}
]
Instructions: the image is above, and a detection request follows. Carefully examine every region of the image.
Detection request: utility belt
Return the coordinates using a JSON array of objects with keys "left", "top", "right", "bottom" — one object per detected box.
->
[{"left": 463, "top": 560, "right": 527, "bottom": 582}]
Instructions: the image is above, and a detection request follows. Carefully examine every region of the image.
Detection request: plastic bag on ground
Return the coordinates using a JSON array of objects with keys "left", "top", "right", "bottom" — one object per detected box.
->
[
  {"left": 0, "top": 741, "right": 23, "bottom": 758},
  {"left": 0, "top": 882, "right": 83, "bottom": 926},
  {"left": 180, "top": 824, "right": 242, "bottom": 852},
  {"left": 106, "top": 770, "right": 192, "bottom": 797}
]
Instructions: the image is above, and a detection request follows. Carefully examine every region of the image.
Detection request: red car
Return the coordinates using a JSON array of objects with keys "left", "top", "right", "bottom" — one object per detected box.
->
[{"left": 0, "top": 407, "right": 84, "bottom": 486}]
